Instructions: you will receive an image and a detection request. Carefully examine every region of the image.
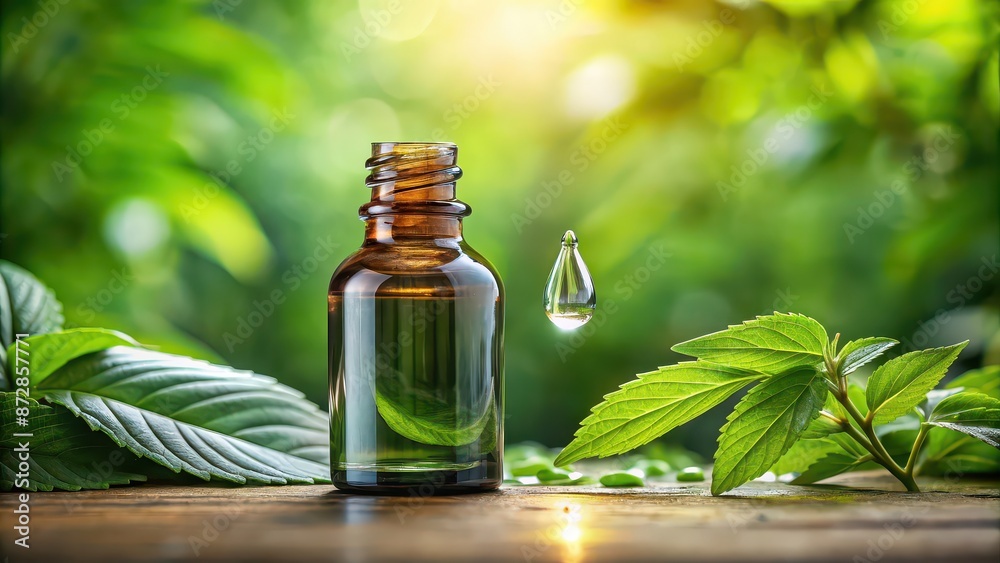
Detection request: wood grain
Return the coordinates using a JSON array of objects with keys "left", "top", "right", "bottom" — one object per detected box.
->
[{"left": 2, "top": 471, "right": 998, "bottom": 562}]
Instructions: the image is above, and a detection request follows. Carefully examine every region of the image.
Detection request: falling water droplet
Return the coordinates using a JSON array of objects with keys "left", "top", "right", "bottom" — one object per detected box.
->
[{"left": 544, "top": 230, "right": 597, "bottom": 330}]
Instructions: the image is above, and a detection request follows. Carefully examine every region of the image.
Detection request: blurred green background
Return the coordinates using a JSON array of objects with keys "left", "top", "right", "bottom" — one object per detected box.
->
[{"left": 2, "top": 0, "right": 997, "bottom": 456}]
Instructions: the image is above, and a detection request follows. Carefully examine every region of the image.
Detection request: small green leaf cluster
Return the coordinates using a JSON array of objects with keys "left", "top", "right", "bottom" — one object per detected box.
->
[
  {"left": 1, "top": 260, "right": 331, "bottom": 491},
  {"left": 504, "top": 442, "right": 704, "bottom": 488},
  {"left": 555, "top": 312, "right": 998, "bottom": 495}
]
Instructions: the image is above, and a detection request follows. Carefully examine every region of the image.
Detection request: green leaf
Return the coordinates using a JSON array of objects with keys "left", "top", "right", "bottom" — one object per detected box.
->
[
  {"left": 917, "top": 388, "right": 963, "bottom": 420},
  {"left": 946, "top": 366, "right": 1000, "bottom": 398},
  {"left": 375, "top": 390, "right": 496, "bottom": 448},
  {"left": 554, "top": 361, "right": 761, "bottom": 466},
  {"left": 510, "top": 457, "right": 551, "bottom": 477},
  {"left": 9, "top": 328, "right": 140, "bottom": 386},
  {"left": 712, "top": 367, "right": 827, "bottom": 495},
  {"left": 847, "top": 383, "right": 868, "bottom": 416},
  {"left": 828, "top": 432, "right": 872, "bottom": 459},
  {"left": 600, "top": 471, "right": 644, "bottom": 487},
  {"left": 0, "top": 260, "right": 64, "bottom": 388},
  {"left": 927, "top": 392, "right": 1000, "bottom": 448},
  {"left": 875, "top": 414, "right": 921, "bottom": 463},
  {"left": 536, "top": 467, "right": 572, "bottom": 482},
  {"left": 791, "top": 451, "right": 873, "bottom": 485},
  {"left": 631, "top": 458, "right": 670, "bottom": 477},
  {"left": 0, "top": 273, "right": 9, "bottom": 389},
  {"left": 770, "top": 437, "right": 842, "bottom": 475},
  {"left": 838, "top": 337, "right": 897, "bottom": 375},
  {"left": 676, "top": 466, "right": 705, "bottom": 482},
  {"left": 1, "top": 392, "right": 148, "bottom": 491},
  {"left": 532, "top": 474, "right": 596, "bottom": 486},
  {"left": 801, "top": 393, "right": 846, "bottom": 439},
  {"left": 918, "top": 428, "right": 1000, "bottom": 476},
  {"left": 785, "top": 434, "right": 880, "bottom": 486},
  {"left": 866, "top": 342, "right": 968, "bottom": 424},
  {"left": 35, "top": 347, "right": 331, "bottom": 484},
  {"left": 0, "top": 260, "right": 64, "bottom": 342},
  {"left": 671, "top": 313, "right": 828, "bottom": 374}
]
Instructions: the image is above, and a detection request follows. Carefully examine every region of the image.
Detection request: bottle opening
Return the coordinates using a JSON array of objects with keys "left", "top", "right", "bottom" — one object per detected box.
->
[
  {"left": 365, "top": 142, "right": 462, "bottom": 192},
  {"left": 361, "top": 141, "right": 470, "bottom": 218}
]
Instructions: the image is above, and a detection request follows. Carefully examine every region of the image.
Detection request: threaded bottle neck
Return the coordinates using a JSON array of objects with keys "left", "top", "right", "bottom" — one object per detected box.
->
[
  {"left": 360, "top": 142, "right": 469, "bottom": 243},
  {"left": 360, "top": 142, "right": 470, "bottom": 219}
]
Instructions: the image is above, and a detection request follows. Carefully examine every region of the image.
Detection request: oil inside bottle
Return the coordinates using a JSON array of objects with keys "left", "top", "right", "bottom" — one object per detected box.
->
[
  {"left": 543, "top": 229, "right": 597, "bottom": 330},
  {"left": 329, "top": 281, "right": 501, "bottom": 488}
]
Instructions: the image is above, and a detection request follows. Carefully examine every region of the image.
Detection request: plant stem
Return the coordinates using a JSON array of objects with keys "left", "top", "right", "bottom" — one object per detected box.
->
[
  {"left": 904, "top": 424, "right": 931, "bottom": 475},
  {"left": 835, "top": 386, "right": 921, "bottom": 492},
  {"left": 840, "top": 422, "right": 919, "bottom": 491}
]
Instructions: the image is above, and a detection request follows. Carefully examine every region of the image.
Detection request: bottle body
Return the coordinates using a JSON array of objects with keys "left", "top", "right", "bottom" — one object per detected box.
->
[{"left": 328, "top": 143, "right": 503, "bottom": 494}]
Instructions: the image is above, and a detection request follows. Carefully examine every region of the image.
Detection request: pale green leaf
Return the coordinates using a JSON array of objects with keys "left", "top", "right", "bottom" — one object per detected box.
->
[
  {"left": 0, "top": 260, "right": 64, "bottom": 388},
  {"left": 36, "top": 347, "right": 331, "bottom": 484},
  {"left": 927, "top": 392, "right": 1000, "bottom": 448},
  {"left": 847, "top": 383, "right": 868, "bottom": 416},
  {"left": 801, "top": 393, "right": 847, "bottom": 439},
  {"left": 838, "top": 337, "right": 897, "bottom": 375},
  {"left": 0, "top": 260, "right": 64, "bottom": 342},
  {"left": 554, "top": 361, "right": 761, "bottom": 466},
  {"left": 1, "top": 392, "right": 147, "bottom": 491},
  {"left": 600, "top": 471, "right": 644, "bottom": 487},
  {"left": 946, "top": 366, "right": 1000, "bottom": 398},
  {"left": 791, "top": 451, "right": 874, "bottom": 485},
  {"left": 917, "top": 388, "right": 963, "bottom": 420},
  {"left": 866, "top": 342, "right": 967, "bottom": 424},
  {"left": 918, "top": 429, "right": 1000, "bottom": 476},
  {"left": 11, "top": 328, "right": 140, "bottom": 386},
  {"left": 671, "top": 313, "right": 828, "bottom": 373},
  {"left": 829, "top": 432, "right": 872, "bottom": 459},
  {"left": 770, "top": 437, "right": 841, "bottom": 475},
  {"left": 712, "top": 367, "right": 827, "bottom": 495}
]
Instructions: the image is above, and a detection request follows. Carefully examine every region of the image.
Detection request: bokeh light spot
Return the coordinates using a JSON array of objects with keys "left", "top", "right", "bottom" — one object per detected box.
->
[
  {"left": 103, "top": 198, "right": 170, "bottom": 258},
  {"left": 564, "top": 55, "right": 635, "bottom": 119}
]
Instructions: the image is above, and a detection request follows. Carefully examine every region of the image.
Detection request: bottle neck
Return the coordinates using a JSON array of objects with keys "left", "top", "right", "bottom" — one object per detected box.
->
[
  {"left": 360, "top": 142, "right": 470, "bottom": 245},
  {"left": 363, "top": 215, "right": 463, "bottom": 244}
]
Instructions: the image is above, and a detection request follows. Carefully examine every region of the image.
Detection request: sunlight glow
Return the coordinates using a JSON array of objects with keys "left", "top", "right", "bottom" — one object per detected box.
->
[{"left": 564, "top": 55, "right": 635, "bottom": 119}]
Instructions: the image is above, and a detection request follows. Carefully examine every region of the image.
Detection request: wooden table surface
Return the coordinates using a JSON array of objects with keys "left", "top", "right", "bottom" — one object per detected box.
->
[{"left": 2, "top": 471, "right": 998, "bottom": 562}]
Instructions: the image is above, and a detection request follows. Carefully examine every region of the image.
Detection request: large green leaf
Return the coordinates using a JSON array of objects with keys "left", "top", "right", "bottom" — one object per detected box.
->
[
  {"left": 0, "top": 260, "right": 64, "bottom": 388},
  {"left": 837, "top": 337, "right": 897, "bottom": 375},
  {"left": 671, "top": 313, "right": 828, "bottom": 374},
  {"left": 927, "top": 392, "right": 1000, "bottom": 448},
  {"left": 946, "top": 366, "right": 1000, "bottom": 398},
  {"left": 554, "top": 361, "right": 761, "bottom": 466},
  {"left": 866, "top": 342, "right": 967, "bottom": 424},
  {"left": 1, "top": 392, "right": 148, "bottom": 491},
  {"left": 712, "top": 367, "right": 827, "bottom": 495},
  {"left": 35, "top": 347, "right": 331, "bottom": 484},
  {"left": 10, "top": 328, "right": 140, "bottom": 385}
]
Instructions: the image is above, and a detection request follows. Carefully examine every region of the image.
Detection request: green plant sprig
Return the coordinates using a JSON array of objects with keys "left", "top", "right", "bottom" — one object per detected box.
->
[{"left": 555, "top": 313, "right": 999, "bottom": 495}]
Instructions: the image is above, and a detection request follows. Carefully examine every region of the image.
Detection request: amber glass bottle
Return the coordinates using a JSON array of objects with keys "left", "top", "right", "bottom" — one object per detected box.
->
[{"left": 328, "top": 142, "right": 504, "bottom": 494}]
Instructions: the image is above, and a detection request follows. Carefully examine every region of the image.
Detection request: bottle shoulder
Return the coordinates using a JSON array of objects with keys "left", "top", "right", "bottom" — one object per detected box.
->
[{"left": 328, "top": 241, "right": 502, "bottom": 297}]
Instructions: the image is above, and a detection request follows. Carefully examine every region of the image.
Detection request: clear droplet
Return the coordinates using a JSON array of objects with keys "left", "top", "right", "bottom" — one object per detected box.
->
[{"left": 544, "top": 230, "right": 597, "bottom": 330}]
